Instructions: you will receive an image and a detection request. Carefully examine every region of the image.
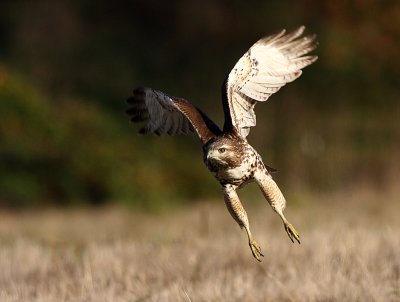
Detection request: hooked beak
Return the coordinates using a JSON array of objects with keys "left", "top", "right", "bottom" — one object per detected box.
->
[
  {"left": 206, "top": 150, "right": 227, "bottom": 166},
  {"left": 206, "top": 150, "right": 217, "bottom": 162}
]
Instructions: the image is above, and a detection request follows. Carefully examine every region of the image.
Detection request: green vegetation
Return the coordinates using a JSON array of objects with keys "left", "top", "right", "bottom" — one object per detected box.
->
[
  {"left": 0, "top": 1, "right": 399, "bottom": 208},
  {"left": 0, "top": 69, "right": 215, "bottom": 208}
]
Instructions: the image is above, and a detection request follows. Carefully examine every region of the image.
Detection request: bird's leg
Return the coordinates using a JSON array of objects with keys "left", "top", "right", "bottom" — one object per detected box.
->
[
  {"left": 222, "top": 184, "right": 264, "bottom": 261},
  {"left": 254, "top": 170, "right": 300, "bottom": 244}
]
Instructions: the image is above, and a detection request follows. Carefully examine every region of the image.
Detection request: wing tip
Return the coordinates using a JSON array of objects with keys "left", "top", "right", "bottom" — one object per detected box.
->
[
  {"left": 291, "top": 25, "right": 306, "bottom": 38},
  {"left": 305, "top": 34, "right": 319, "bottom": 49},
  {"left": 258, "top": 25, "right": 318, "bottom": 50},
  {"left": 126, "top": 86, "right": 148, "bottom": 104},
  {"left": 257, "top": 28, "right": 286, "bottom": 45},
  {"left": 126, "top": 86, "right": 152, "bottom": 126},
  {"left": 310, "top": 55, "right": 318, "bottom": 63}
]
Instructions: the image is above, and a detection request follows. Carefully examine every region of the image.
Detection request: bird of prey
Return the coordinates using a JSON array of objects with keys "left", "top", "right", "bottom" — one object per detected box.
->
[{"left": 126, "top": 26, "right": 317, "bottom": 261}]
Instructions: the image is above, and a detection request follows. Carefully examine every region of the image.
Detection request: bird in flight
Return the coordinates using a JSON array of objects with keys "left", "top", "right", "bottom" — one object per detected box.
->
[{"left": 126, "top": 26, "right": 317, "bottom": 261}]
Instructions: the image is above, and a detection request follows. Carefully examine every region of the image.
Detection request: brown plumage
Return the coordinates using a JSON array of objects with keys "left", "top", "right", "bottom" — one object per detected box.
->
[{"left": 126, "top": 26, "right": 317, "bottom": 261}]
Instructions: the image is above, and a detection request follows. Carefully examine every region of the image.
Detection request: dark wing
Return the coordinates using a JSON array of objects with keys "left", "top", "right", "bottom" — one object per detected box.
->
[
  {"left": 222, "top": 26, "right": 318, "bottom": 139},
  {"left": 126, "top": 87, "right": 221, "bottom": 144}
]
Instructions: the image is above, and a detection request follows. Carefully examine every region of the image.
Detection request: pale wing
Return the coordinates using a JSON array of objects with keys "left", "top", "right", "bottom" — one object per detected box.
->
[
  {"left": 126, "top": 87, "right": 221, "bottom": 144},
  {"left": 223, "top": 26, "right": 318, "bottom": 138}
]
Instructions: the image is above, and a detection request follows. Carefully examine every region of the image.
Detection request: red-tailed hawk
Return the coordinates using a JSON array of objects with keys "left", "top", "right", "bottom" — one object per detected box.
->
[{"left": 126, "top": 26, "right": 317, "bottom": 261}]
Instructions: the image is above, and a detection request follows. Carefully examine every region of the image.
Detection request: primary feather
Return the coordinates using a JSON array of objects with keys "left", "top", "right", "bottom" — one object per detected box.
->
[
  {"left": 126, "top": 87, "right": 221, "bottom": 144},
  {"left": 126, "top": 87, "right": 193, "bottom": 136}
]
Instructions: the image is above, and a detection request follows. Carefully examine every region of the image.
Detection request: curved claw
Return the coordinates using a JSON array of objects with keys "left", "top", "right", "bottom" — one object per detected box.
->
[
  {"left": 249, "top": 239, "right": 264, "bottom": 262},
  {"left": 284, "top": 222, "right": 300, "bottom": 244}
]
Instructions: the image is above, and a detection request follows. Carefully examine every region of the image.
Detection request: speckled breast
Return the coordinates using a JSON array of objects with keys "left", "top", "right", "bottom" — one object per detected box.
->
[{"left": 209, "top": 150, "right": 259, "bottom": 186}]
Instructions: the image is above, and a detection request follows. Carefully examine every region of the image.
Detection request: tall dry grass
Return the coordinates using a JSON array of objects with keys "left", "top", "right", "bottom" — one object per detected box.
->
[{"left": 0, "top": 186, "right": 399, "bottom": 301}]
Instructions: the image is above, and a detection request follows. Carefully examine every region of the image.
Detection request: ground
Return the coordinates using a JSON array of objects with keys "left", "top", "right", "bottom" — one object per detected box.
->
[{"left": 0, "top": 186, "right": 399, "bottom": 302}]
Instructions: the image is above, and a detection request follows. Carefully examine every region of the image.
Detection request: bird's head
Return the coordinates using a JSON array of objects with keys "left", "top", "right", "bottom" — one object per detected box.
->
[{"left": 204, "top": 135, "right": 244, "bottom": 168}]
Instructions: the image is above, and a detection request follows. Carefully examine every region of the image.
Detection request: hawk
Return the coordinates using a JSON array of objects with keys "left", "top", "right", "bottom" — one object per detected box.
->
[{"left": 126, "top": 26, "right": 317, "bottom": 261}]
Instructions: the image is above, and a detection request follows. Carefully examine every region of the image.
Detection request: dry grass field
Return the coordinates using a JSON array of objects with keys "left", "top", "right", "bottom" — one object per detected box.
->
[{"left": 0, "top": 186, "right": 399, "bottom": 302}]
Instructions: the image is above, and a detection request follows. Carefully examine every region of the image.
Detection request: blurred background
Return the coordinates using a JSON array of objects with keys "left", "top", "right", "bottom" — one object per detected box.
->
[{"left": 0, "top": 0, "right": 399, "bottom": 210}]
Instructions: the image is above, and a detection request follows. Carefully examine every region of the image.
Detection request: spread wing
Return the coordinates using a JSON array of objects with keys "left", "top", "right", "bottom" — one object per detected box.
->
[
  {"left": 222, "top": 26, "right": 318, "bottom": 139},
  {"left": 126, "top": 87, "right": 222, "bottom": 144}
]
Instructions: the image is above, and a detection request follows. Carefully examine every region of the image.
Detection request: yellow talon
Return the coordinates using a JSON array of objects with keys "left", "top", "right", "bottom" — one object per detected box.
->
[
  {"left": 284, "top": 222, "right": 300, "bottom": 244},
  {"left": 249, "top": 239, "right": 264, "bottom": 262}
]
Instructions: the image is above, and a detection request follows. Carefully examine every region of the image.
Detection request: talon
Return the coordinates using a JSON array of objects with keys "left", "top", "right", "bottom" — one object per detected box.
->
[
  {"left": 284, "top": 222, "right": 300, "bottom": 244},
  {"left": 249, "top": 239, "right": 264, "bottom": 262}
]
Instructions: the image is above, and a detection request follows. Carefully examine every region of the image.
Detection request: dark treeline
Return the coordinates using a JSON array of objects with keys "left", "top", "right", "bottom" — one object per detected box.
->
[{"left": 0, "top": 0, "right": 399, "bottom": 208}]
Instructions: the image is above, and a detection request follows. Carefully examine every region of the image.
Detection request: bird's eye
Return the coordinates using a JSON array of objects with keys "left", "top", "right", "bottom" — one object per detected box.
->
[{"left": 218, "top": 148, "right": 226, "bottom": 153}]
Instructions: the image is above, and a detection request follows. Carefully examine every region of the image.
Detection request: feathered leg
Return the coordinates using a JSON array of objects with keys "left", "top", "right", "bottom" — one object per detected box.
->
[
  {"left": 222, "top": 184, "right": 264, "bottom": 261},
  {"left": 254, "top": 169, "right": 300, "bottom": 244}
]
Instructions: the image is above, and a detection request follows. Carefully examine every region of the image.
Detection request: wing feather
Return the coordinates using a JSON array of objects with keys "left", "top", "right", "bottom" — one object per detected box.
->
[
  {"left": 223, "top": 26, "right": 318, "bottom": 138},
  {"left": 126, "top": 87, "right": 221, "bottom": 144}
]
